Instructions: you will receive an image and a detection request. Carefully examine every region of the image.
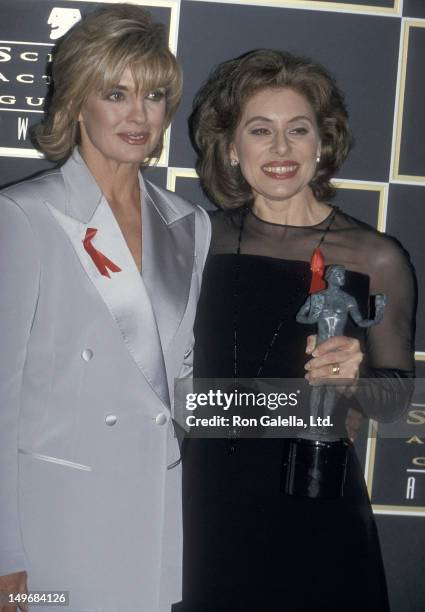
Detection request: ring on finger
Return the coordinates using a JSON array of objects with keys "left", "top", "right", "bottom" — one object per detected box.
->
[{"left": 331, "top": 363, "right": 340, "bottom": 375}]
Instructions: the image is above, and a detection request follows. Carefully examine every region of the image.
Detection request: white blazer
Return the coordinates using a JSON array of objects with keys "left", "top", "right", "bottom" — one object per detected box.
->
[{"left": 0, "top": 150, "right": 210, "bottom": 612}]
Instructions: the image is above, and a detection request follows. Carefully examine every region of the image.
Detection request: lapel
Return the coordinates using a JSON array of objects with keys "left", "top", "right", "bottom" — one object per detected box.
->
[
  {"left": 44, "top": 150, "right": 185, "bottom": 410},
  {"left": 141, "top": 177, "right": 195, "bottom": 353}
]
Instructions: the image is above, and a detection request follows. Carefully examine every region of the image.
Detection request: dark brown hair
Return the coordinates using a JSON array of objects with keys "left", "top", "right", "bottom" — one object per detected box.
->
[{"left": 189, "top": 49, "right": 352, "bottom": 208}]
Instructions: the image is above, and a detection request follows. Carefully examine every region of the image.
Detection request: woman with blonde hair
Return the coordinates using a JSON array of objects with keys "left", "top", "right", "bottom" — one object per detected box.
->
[{"left": 0, "top": 4, "right": 209, "bottom": 611}]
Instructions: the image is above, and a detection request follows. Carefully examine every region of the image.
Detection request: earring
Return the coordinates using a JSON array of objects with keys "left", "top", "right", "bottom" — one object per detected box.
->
[
  {"left": 230, "top": 159, "right": 239, "bottom": 167},
  {"left": 316, "top": 155, "right": 321, "bottom": 163}
]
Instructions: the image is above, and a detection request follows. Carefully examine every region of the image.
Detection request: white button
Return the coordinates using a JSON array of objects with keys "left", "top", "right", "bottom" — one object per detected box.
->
[
  {"left": 155, "top": 413, "right": 168, "bottom": 426},
  {"left": 105, "top": 414, "right": 117, "bottom": 426},
  {"left": 81, "top": 349, "right": 93, "bottom": 361}
]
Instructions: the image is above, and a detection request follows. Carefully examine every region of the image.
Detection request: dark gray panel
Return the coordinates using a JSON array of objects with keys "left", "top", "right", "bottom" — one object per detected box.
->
[
  {"left": 0, "top": 159, "right": 168, "bottom": 190},
  {"left": 371, "top": 437, "right": 425, "bottom": 506},
  {"left": 386, "top": 185, "right": 425, "bottom": 351},
  {"left": 0, "top": 158, "right": 167, "bottom": 191},
  {"left": 399, "top": 26, "right": 425, "bottom": 177},
  {"left": 377, "top": 515, "right": 425, "bottom": 612},
  {"left": 173, "top": 2, "right": 400, "bottom": 182},
  {"left": 403, "top": 0, "right": 425, "bottom": 18},
  {"left": 141, "top": 166, "right": 167, "bottom": 190},
  {"left": 416, "top": 361, "right": 425, "bottom": 377},
  {"left": 352, "top": 418, "right": 369, "bottom": 470},
  {"left": 174, "top": 175, "right": 216, "bottom": 211},
  {"left": 333, "top": 186, "right": 380, "bottom": 227},
  {"left": 0, "top": 156, "right": 54, "bottom": 189}
]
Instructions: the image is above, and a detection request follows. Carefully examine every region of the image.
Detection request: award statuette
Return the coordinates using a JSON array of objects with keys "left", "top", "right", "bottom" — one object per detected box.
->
[{"left": 283, "top": 265, "right": 386, "bottom": 499}]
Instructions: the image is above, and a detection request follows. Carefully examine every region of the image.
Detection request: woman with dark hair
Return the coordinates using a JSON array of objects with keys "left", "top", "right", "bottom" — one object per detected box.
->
[
  {"left": 0, "top": 4, "right": 210, "bottom": 611},
  {"left": 176, "top": 49, "right": 415, "bottom": 611}
]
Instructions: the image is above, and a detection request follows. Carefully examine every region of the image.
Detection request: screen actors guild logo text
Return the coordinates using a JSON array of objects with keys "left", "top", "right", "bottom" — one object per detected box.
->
[{"left": 0, "top": 6, "right": 82, "bottom": 150}]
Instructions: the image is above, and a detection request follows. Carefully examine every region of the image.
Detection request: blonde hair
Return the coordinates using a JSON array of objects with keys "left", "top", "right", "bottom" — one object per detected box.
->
[{"left": 33, "top": 3, "right": 182, "bottom": 162}]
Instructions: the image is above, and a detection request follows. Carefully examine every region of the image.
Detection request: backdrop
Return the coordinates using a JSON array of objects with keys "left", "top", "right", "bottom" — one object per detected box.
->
[{"left": 0, "top": 0, "right": 424, "bottom": 609}]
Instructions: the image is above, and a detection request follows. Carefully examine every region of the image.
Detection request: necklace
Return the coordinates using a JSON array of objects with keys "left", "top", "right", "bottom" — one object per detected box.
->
[{"left": 233, "top": 206, "right": 337, "bottom": 379}]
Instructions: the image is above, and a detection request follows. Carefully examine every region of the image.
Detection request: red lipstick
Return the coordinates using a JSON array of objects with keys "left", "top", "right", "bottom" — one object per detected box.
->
[
  {"left": 117, "top": 132, "right": 150, "bottom": 145},
  {"left": 261, "top": 160, "right": 300, "bottom": 180}
]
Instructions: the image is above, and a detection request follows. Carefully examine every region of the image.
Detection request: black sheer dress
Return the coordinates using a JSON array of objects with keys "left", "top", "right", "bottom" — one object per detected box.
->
[{"left": 175, "top": 207, "right": 416, "bottom": 612}]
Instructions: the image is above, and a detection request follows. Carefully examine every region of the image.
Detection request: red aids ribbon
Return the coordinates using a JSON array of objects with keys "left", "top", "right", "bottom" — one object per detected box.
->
[
  {"left": 309, "top": 247, "right": 326, "bottom": 294},
  {"left": 83, "top": 228, "right": 122, "bottom": 278}
]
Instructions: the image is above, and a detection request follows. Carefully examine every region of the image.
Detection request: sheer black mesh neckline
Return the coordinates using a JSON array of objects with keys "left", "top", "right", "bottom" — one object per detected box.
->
[
  {"left": 207, "top": 206, "right": 416, "bottom": 373},
  {"left": 248, "top": 205, "right": 336, "bottom": 229}
]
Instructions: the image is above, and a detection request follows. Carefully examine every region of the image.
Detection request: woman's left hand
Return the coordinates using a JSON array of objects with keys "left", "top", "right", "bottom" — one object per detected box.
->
[{"left": 304, "top": 335, "right": 363, "bottom": 382}]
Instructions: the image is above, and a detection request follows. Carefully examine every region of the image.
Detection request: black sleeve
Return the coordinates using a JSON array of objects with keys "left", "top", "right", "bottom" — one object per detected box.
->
[{"left": 356, "top": 235, "right": 416, "bottom": 421}]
